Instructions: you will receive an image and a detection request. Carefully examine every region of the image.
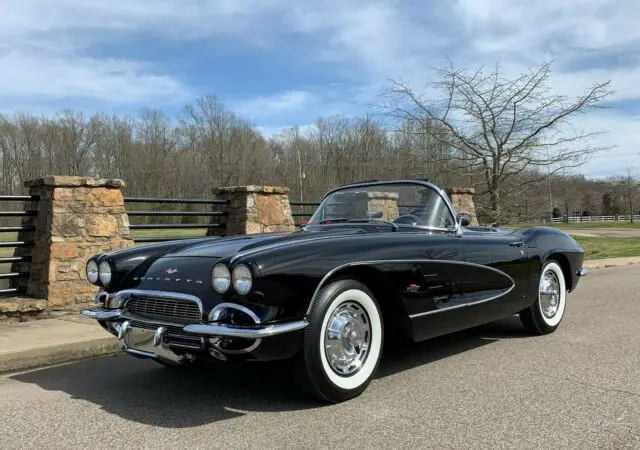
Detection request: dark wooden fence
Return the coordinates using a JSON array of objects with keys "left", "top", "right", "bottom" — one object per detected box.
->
[
  {"left": 290, "top": 201, "right": 320, "bottom": 224},
  {"left": 0, "top": 195, "right": 39, "bottom": 296},
  {"left": 0, "top": 194, "right": 322, "bottom": 298},
  {"left": 124, "top": 196, "right": 229, "bottom": 243}
]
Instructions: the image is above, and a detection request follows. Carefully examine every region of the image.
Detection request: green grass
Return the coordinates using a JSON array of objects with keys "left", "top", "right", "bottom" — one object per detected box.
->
[{"left": 572, "top": 236, "right": 640, "bottom": 260}]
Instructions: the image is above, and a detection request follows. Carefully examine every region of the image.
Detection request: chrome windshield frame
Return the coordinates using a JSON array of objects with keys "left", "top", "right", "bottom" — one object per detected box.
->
[{"left": 307, "top": 179, "right": 461, "bottom": 234}]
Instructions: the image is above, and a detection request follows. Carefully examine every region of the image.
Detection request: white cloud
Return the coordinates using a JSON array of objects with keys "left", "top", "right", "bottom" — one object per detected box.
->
[
  {"left": 0, "top": 0, "right": 282, "bottom": 109},
  {"left": 1, "top": 0, "right": 639, "bottom": 176},
  {"left": 0, "top": 49, "right": 186, "bottom": 105},
  {"left": 233, "top": 91, "right": 315, "bottom": 119}
]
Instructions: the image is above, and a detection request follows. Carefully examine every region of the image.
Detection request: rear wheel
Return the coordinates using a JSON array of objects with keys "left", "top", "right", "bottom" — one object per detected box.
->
[
  {"left": 299, "top": 278, "right": 383, "bottom": 403},
  {"left": 520, "top": 260, "right": 567, "bottom": 335}
]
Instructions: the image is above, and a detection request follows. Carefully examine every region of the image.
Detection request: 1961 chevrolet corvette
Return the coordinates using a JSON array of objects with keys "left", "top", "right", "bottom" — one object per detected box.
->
[{"left": 82, "top": 179, "right": 588, "bottom": 403}]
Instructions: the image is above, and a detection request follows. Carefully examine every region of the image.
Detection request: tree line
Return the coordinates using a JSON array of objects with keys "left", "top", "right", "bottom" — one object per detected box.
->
[{"left": 0, "top": 61, "right": 631, "bottom": 225}]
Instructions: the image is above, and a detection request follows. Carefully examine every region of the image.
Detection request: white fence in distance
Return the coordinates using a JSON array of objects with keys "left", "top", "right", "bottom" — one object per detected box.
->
[{"left": 542, "top": 215, "right": 640, "bottom": 224}]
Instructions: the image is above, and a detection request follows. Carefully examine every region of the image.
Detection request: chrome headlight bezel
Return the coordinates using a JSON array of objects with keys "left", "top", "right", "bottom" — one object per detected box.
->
[
  {"left": 232, "top": 264, "right": 253, "bottom": 295},
  {"left": 212, "top": 263, "right": 231, "bottom": 293},
  {"left": 86, "top": 260, "right": 99, "bottom": 284},
  {"left": 98, "top": 260, "right": 112, "bottom": 286}
]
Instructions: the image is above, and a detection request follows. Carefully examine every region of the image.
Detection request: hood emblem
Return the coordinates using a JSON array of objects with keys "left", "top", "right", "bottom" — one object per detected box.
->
[{"left": 165, "top": 268, "right": 179, "bottom": 274}]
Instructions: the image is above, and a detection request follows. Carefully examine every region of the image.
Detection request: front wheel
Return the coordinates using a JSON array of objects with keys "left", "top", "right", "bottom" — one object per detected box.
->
[
  {"left": 299, "top": 278, "right": 384, "bottom": 403},
  {"left": 520, "top": 260, "right": 567, "bottom": 335}
]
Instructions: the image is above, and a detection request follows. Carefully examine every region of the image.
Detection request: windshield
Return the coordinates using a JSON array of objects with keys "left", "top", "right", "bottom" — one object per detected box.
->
[{"left": 308, "top": 182, "right": 457, "bottom": 229}]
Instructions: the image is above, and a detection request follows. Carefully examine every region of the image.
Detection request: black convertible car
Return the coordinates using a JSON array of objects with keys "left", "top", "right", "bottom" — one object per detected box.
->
[{"left": 82, "top": 179, "right": 588, "bottom": 402}]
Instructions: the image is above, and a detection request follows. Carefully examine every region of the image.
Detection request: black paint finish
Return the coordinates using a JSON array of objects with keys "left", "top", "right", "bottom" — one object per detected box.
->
[{"left": 88, "top": 182, "right": 586, "bottom": 361}]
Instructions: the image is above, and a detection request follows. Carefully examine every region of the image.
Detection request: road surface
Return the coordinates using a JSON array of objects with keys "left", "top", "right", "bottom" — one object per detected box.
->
[{"left": 1, "top": 265, "right": 639, "bottom": 449}]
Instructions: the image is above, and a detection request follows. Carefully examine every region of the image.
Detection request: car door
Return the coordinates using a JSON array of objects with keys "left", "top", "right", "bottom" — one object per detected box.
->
[
  {"left": 402, "top": 230, "right": 475, "bottom": 342},
  {"left": 459, "top": 228, "right": 534, "bottom": 326}
]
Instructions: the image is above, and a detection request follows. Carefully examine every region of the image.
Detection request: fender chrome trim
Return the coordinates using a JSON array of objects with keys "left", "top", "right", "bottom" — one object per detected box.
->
[
  {"left": 183, "top": 320, "right": 308, "bottom": 338},
  {"left": 306, "top": 258, "right": 515, "bottom": 315},
  {"left": 82, "top": 308, "right": 122, "bottom": 320}
]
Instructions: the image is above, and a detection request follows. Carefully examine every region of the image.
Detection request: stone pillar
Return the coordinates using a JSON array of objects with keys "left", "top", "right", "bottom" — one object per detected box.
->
[
  {"left": 445, "top": 187, "right": 478, "bottom": 226},
  {"left": 212, "top": 186, "right": 295, "bottom": 236},
  {"left": 15, "top": 176, "right": 134, "bottom": 310},
  {"left": 331, "top": 190, "right": 399, "bottom": 221},
  {"left": 365, "top": 191, "right": 399, "bottom": 220}
]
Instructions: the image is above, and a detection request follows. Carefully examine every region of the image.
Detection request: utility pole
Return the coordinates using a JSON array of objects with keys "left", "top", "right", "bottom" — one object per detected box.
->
[
  {"left": 293, "top": 126, "right": 304, "bottom": 204},
  {"left": 547, "top": 146, "right": 553, "bottom": 219},
  {"left": 626, "top": 166, "right": 634, "bottom": 223}
]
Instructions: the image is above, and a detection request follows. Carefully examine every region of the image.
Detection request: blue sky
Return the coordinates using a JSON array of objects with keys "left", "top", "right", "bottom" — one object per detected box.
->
[{"left": 1, "top": 0, "right": 639, "bottom": 179}]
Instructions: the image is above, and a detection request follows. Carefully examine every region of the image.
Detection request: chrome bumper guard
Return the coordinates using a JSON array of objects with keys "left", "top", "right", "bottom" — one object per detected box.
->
[
  {"left": 81, "top": 307, "right": 308, "bottom": 339},
  {"left": 577, "top": 267, "right": 589, "bottom": 277}
]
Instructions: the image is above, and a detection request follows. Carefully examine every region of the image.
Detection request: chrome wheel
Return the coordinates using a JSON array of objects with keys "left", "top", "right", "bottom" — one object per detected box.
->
[
  {"left": 539, "top": 270, "right": 561, "bottom": 319},
  {"left": 323, "top": 301, "right": 371, "bottom": 376}
]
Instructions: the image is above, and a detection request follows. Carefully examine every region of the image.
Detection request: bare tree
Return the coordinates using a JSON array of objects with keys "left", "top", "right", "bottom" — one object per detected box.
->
[{"left": 379, "top": 60, "right": 614, "bottom": 223}]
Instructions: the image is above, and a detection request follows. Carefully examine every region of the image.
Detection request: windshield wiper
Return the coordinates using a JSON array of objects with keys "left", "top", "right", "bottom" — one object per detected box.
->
[
  {"left": 346, "top": 218, "right": 398, "bottom": 231},
  {"left": 316, "top": 218, "right": 350, "bottom": 224}
]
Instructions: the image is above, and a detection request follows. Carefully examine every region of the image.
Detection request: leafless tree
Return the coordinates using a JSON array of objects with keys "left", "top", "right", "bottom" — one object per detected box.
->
[{"left": 379, "top": 60, "right": 615, "bottom": 222}]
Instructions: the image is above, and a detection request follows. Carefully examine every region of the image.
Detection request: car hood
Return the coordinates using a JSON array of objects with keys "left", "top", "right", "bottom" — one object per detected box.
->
[{"left": 160, "top": 225, "right": 390, "bottom": 259}]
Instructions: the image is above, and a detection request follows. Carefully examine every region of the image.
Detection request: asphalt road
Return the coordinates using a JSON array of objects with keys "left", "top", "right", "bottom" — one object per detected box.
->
[{"left": 1, "top": 265, "right": 639, "bottom": 449}]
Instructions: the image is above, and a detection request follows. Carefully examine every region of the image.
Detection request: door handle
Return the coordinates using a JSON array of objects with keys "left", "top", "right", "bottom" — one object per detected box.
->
[{"left": 509, "top": 241, "right": 525, "bottom": 247}]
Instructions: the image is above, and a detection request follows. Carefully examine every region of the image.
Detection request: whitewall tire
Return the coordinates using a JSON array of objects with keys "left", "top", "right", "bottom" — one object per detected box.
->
[
  {"left": 300, "top": 278, "right": 383, "bottom": 403},
  {"left": 520, "top": 260, "right": 567, "bottom": 335}
]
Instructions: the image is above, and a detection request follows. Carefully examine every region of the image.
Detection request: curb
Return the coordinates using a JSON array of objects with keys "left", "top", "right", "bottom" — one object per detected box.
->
[
  {"left": 0, "top": 337, "right": 120, "bottom": 375},
  {"left": 583, "top": 257, "right": 640, "bottom": 270}
]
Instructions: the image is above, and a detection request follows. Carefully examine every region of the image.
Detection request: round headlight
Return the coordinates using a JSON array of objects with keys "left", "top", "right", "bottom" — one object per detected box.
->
[
  {"left": 86, "top": 260, "right": 99, "bottom": 284},
  {"left": 98, "top": 261, "right": 112, "bottom": 286},
  {"left": 212, "top": 263, "right": 231, "bottom": 293},
  {"left": 232, "top": 264, "right": 252, "bottom": 295}
]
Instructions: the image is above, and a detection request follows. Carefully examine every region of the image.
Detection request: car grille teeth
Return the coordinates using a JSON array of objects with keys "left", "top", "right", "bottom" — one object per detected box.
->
[{"left": 125, "top": 295, "right": 201, "bottom": 321}]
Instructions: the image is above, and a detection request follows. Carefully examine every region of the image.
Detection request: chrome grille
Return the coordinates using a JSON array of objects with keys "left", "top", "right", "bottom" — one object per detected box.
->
[{"left": 125, "top": 295, "right": 201, "bottom": 322}]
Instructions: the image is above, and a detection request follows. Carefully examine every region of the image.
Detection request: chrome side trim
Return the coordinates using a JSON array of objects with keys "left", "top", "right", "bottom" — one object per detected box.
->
[
  {"left": 577, "top": 267, "right": 589, "bottom": 277},
  {"left": 183, "top": 320, "right": 308, "bottom": 338},
  {"left": 306, "top": 259, "right": 516, "bottom": 315},
  {"left": 408, "top": 285, "right": 516, "bottom": 319},
  {"left": 82, "top": 308, "right": 123, "bottom": 320}
]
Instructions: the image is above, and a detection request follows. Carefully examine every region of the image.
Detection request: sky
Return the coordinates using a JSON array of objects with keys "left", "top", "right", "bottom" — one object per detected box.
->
[{"left": 1, "top": 0, "right": 639, "bottom": 179}]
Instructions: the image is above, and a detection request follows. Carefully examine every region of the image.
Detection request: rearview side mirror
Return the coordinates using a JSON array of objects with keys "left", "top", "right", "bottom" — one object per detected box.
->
[
  {"left": 456, "top": 212, "right": 471, "bottom": 227},
  {"left": 366, "top": 209, "right": 384, "bottom": 219}
]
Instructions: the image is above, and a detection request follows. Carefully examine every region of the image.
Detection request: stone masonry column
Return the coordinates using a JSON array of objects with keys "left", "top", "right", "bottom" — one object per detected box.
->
[
  {"left": 445, "top": 187, "right": 478, "bottom": 225},
  {"left": 331, "top": 190, "right": 399, "bottom": 221},
  {"left": 16, "top": 176, "right": 134, "bottom": 310},
  {"left": 212, "top": 186, "right": 296, "bottom": 236},
  {"left": 364, "top": 191, "right": 399, "bottom": 220}
]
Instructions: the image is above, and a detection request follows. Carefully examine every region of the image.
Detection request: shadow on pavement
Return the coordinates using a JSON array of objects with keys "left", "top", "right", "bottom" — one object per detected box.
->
[{"left": 11, "top": 316, "right": 526, "bottom": 428}]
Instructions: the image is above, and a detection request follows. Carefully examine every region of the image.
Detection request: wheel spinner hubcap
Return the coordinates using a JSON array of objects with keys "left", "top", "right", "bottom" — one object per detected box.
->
[
  {"left": 539, "top": 270, "right": 561, "bottom": 318},
  {"left": 324, "top": 301, "right": 371, "bottom": 376}
]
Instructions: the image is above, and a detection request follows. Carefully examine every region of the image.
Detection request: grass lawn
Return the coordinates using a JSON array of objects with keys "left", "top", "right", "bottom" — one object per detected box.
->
[{"left": 571, "top": 236, "right": 640, "bottom": 260}]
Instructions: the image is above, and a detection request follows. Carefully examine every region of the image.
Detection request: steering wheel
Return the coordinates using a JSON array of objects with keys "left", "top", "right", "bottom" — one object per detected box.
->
[{"left": 393, "top": 214, "right": 421, "bottom": 225}]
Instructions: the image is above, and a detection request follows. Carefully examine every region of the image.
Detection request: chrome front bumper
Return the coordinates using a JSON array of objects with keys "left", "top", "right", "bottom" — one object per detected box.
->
[
  {"left": 577, "top": 267, "right": 589, "bottom": 277},
  {"left": 82, "top": 291, "right": 309, "bottom": 364},
  {"left": 81, "top": 307, "right": 308, "bottom": 339}
]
